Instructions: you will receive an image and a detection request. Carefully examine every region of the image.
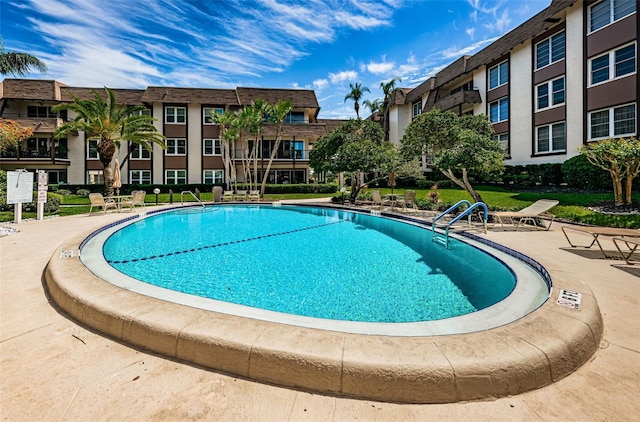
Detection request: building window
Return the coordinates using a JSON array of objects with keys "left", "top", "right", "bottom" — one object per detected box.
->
[
  {"left": 536, "top": 122, "right": 566, "bottom": 153},
  {"left": 87, "top": 170, "right": 104, "bottom": 185},
  {"left": 131, "top": 144, "right": 151, "bottom": 159},
  {"left": 47, "top": 170, "right": 67, "bottom": 185},
  {"left": 203, "top": 139, "right": 222, "bottom": 155},
  {"left": 488, "top": 61, "right": 508, "bottom": 89},
  {"left": 165, "top": 170, "right": 186, "bottom": 184},
  {"left": 203, "top": 169, "right": 224, "bottom": 184},
  {"left": 535, "top": 31, "right": 565, "bottom": 70},
  {"left": 588, "top": 103, "right": 636, "bottom": 140},
  {"left": 130, "top": 170, "right": 151, "bottom": 184},
  {"left": 203, "top": 107, "right": 224, "bottom": 124},
  {"left": 166, "top": 138, "right": 186, "bottom": 155},
  {"left": 536, "top": 77, "right": 565, "bottom": 110},
  {"left": 493, "top": 133, "right": 509, "bottom": 153},
  {"left": 165, "top": 107, "right": 186, "bottom": 124},
  {"left": 589, "top": 43, "right": 636, "bottom": 85},
  {"left": 27, "top": 106, "right": 56, "bottom": 118},
  {"left": 412, "top": 101, "right": 422, "bottom": 118},
  {"left": 87, "top": 140, "right": 99, "bottom": 159},
  {"left": 589, "top": 0, "right": 636, "bottom": 33},
  {"left": 489, "top": 97, "right": 508, "bottom": 123},
  {"left": 285, "top": 111, "right": 306, "bottom": 124}
]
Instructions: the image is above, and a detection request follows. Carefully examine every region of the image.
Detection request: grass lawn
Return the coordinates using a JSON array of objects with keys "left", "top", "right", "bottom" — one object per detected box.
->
[{"left": 1, "top": 186, "right": 638, "bottom": 228}]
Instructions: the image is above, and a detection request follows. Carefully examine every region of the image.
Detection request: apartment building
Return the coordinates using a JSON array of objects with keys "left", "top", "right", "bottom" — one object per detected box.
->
[
  {"left": 0, "top": 79, "right": 335, "bottom": 186},
  {"left": 388, "top": 0, "right": 638, "bottom": 167}
]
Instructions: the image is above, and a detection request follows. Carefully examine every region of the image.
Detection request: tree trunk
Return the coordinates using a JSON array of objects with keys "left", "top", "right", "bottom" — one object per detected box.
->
[
  {"left": 610, "top": 170, "right": 623, "bottom": 205},
  {"left": 260, "top": 138, "right": 280, "bottom": 196},
  {"left": 624, "top": 175, "right": 635, "bottom": 205},
  {"left": 440, "top": 168, "right": 483, "bottom": 203}
]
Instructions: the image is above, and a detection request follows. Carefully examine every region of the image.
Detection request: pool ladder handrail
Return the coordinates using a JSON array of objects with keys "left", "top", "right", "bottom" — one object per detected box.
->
[
  {"left": 180, "top": 190, "right": 205, "bottom": 208},
  {"left": 431, "top": 200, "right": 489, "bottom": 248}
]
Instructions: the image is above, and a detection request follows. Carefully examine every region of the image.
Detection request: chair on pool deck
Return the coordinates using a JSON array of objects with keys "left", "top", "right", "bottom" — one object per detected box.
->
[
  {"left": 562, "top": 226, "right": 640, "bottom": 260},
  {"left": 371, "top": 190, "right": 384, "bottom": 209},
  {"left": 223, "top": 191, "right": 234, "bottom": 201},
  {"left": 248, "top": 190, "right": 261, "bottom": 201},
  {"left": 120, "top": 190, "right": 146, "bottom": 211},
  {"left": 88, "top": 193, "right": 118, "bottom": 214},
  {"left": 234, "top": 190, "right": 247, "bottom": 201},
  {"left": 400, "top": 190, "right": 418, "bottom": 213},
  {"left": 490, "top": 199, "right": 559, "bottom": 230}
]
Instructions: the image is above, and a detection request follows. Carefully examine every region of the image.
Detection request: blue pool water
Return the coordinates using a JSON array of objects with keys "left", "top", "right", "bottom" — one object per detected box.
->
[{"left": 101, "top": 205, "right": 516, "bottom": 323}]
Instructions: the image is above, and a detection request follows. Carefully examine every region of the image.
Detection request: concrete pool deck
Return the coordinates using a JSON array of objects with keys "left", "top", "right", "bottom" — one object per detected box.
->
[{"left": 1, "top": 204, "right": 639, "bottom": 420}]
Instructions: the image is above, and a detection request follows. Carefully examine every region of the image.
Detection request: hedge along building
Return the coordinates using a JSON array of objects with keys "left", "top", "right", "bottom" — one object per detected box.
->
[
  {"left": 0, "top": 79, "right": 342, "bottom": 187},
  {"left": 386, "top": 0, "right": 638, "bottom": 168}
]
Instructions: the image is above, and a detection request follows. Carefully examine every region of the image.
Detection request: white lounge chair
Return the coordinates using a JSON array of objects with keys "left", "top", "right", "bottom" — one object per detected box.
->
[
  {"left": 248, "top": 190, "right": 261, "bottom": 201},
  {"left": 490, "top": 199, "right": 559, "bottom": 230}
]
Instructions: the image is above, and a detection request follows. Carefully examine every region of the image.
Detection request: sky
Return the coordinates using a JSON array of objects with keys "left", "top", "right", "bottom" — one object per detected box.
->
[{"left": 2, "top": 0, "right": 550, "bottom": 119}]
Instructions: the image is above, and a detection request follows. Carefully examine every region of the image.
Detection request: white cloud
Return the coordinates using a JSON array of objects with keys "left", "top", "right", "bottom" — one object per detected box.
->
[
  {"left": 329, "top": 70, "right": 358, "bottom": 84},
  {"left": 466, "top": 27, "right": 476, "bottom": 40},
  {"left": 365, "top": 57, "right": 395, "bottom": 75},
  {"left": 440, "top": 37, "right": 498, "bottom": 59},
  {"left": 313, "top": 79, "right": 329, "bottom": 91},
  {"left": 484, "top": 9, "right": 511, "bottom": 33}
]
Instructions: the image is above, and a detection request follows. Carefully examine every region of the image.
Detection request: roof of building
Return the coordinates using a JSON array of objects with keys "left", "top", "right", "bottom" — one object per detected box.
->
[
  {"left": 0, "top": 79, "right": 68, "bottom": 101},
  {"left": 236, "top": 87, "right": 320, "bottom": 109},
  {"left": 60, "top": 87, "right": 146, "bottom": 105},
  {"left": 140, "top": 86, "right": 239, "bottom": 105}
]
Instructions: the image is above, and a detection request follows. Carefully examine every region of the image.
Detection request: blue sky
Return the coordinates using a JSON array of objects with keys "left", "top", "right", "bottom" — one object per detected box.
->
[{"left": 2, "top": 0, "right": 549, "bottom": 119}]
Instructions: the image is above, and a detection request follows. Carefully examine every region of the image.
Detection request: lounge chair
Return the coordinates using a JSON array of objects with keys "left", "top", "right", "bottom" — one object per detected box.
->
[
  {"left": 223, "top": 191, "right": 234, "bottom": 202},
  {"left": 247, "top": 190, "right": 261, "bottom": 201},
  {"left": 562, "top": 226, "right": 640, "bottom": 260},
  {"left": 491, "top": 199, "right": 559, "bottom": 230},
  {"left": 234, "top": 190, "right": 247, "bottom": 201},
  {"left": 88, "top": 193, "right": 118, "bottom": 214},
  {"left": 613, "top": 237, "right": 640, "bottom": 265}
]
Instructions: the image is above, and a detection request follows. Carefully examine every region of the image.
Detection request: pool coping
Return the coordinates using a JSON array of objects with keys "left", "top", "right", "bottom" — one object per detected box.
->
[{"left": 44, "top": 205, "right": 603, "bottom": 404}]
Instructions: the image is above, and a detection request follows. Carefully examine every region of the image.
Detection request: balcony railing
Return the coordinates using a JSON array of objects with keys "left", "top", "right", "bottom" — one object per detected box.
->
[
  {"left": 233, "top": 149, "right": 309, "bottom": 160},
  {"left": 0, "top": 149, "right": 69, "bottom": 160},
  {"left": 434, "top": 89, "right": 482, "bottom": 112}
]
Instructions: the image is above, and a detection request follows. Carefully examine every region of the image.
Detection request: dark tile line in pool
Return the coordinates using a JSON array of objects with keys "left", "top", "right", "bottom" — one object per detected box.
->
[
  {"left": 460, "top": 232, "right": 553, "bottom": 290},
  {"left": 106, "top": 220, "right": 345, "bottom": 265},
  {"left": 79, "top": 214, "right": 141, "bottom": 251}
]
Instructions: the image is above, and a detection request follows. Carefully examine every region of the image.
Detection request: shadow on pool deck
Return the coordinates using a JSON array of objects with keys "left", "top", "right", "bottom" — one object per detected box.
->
[{"left": 1, "top": 202, "right": 639, "bottom": 420}]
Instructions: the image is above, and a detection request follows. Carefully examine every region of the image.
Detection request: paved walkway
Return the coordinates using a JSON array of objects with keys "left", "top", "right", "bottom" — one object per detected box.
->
[{"left": 1, "top": 205, "right": 639, "bottom": 421}]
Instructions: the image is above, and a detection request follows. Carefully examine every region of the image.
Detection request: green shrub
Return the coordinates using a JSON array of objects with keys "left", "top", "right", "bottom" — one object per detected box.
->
[
  {"left": 561, "top": 155, "right": 610, "bottom": 190},
  {"left": 56, "top": 189, "right": 72, "bottom": 196},
  {"left": 76, "top": 189, "right": 90, "bottom": 196}
]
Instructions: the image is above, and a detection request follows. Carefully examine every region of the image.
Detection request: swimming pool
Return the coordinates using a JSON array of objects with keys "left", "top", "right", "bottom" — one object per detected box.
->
[{"left": 80, "top": 204, "right": 550, "bottom": 336}]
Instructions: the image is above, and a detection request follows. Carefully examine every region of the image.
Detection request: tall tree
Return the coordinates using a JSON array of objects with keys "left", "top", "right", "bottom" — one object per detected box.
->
[
  {"left": 363, "top": 98, "right": 383, "bottom": 116},
  {"left": 400, "top": 108, "right": 504, "bottom": 203},
  {"left": 0, "top": 38, "right": 47, "bottom": 76},
  {"left": 580, "top": 137, "right": 640, "bottom": 206},
  {"left": 310, "top": 119, "right": 397, "bottom": 202},
  {"left": 53, "top": 88, "right": 165, "bottom": 196},
  {"left": 344, "top": 82, "right": 370, "bottom": 119},
  {"left": 210, "top": 109, "right": 236, "bottom": 190},
  {"left": 379, "top": 77, "right": 405, "bottom": 140},
  {"left": 260, "top": 100, "right": 292, "bottom": 195}
]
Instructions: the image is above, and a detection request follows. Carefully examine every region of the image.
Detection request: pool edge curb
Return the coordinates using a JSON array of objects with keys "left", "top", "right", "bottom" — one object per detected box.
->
[{"left": 44, "top": 223, "right": 603, "bottom": 404}]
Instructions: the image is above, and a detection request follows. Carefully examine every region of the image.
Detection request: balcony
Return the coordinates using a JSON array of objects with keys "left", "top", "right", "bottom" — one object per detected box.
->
[
  {"left": 1, "top": 148, "right": 69, "bottom": 161},
  {"left": 433, "top": 89, "right": 482, "bottom": 112},
  {"left": 233, "top": 149, "right": 310, "bottom": 160}
]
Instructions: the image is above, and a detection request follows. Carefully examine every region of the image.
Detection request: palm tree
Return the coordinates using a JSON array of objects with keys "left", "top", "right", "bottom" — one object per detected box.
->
[
  {"left": 260, "top": 99, "right": 292, "bottom": 195},
  {"left": 210, "top": 109, "right": 237, "bottom": 190},
  {"left": 53, "top": 87, "right": 165, "bottom": 195},
  {"left": 0, "top": 38, "right": 47, "bottom": 76},
  {"left": 363, "top": 98, "right": 383, "bottom": 116},
  {"left": 380, "top": 77, "right": 405, "bottom": 140},
  {"left": 344, "top": 82, "right": 370, "bottom": 118}
]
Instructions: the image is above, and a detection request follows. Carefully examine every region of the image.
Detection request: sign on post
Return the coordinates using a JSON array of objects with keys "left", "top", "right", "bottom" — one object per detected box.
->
[
  {"left": 6, "top": 170, "right": 34, "bottom": 224},
  {"left": 37, "top": 170, "right": 48, "bottom": 220}
]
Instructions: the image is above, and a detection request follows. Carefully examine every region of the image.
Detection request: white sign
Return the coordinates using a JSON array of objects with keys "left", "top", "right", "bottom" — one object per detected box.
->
[
  {"left": 37, "top": 190, "right": 47, "bottom": 204},
  {"left": 38, "top": 170, "right": 48, "bottom": 186},
  {"left": 557, "top": 289, "right": 581, "bottom": 310},
  {"left": 6, "top": 171, "right": 34, "bottom": 204}
]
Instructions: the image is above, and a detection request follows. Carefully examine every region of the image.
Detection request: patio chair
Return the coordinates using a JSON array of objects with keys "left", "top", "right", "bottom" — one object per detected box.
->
[
  {"left": 401, "top": 190, "right": 418, "bottom": 213},
  {"left": 371, "top": 190, "right": 384, "bottom": 209},
  {"left": 248, "top": 190, "right": 261, "bottom": 201},
  {"left": 223, "top": 191, "right": 234, "bottom": 201},
  {"left": 490, "top": 199, "right": 559, "bottom": 230},
  {"left": 88, "top": 193, "right": 118, "bottom": 215},
  {"left": 120, "top": 190, "right": 146, "bottom": 211},
  {"left": 234, "top": 190, "right": 247, "bottom": 201},
  {"left": 562, "top": 226, "right": 640, "bottom": 260}
]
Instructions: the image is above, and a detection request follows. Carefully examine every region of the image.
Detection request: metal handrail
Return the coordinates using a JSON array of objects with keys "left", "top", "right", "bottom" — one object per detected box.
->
[
  {"left": 431, "top": 200, "right": 489, "bottom": 248},
  {"left": 180, "top": 191, "right": 205, "bottom": 208}
]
